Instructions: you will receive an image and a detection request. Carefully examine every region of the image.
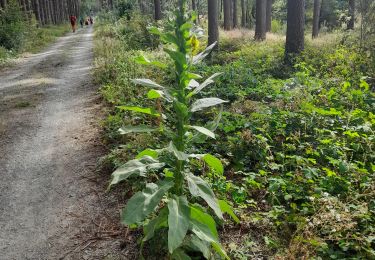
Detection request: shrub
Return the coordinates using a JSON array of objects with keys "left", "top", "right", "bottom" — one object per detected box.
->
[
  {"left": 270, "top": 20, "right": 284, "bottom": 34},
  {"left": 0, "top": 0, "right": 25, "bottom": 50}
]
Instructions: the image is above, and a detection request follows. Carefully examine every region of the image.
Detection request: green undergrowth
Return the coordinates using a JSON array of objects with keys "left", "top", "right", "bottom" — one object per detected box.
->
[
  {"left": 95, "top": 15, "right": 375, "bottom": 259},
  {"left": 0, "top": 22, "right": 69, "bottom": 65},
  {"left": 22, "top": 24, "right": 70, "bottom": 53}
]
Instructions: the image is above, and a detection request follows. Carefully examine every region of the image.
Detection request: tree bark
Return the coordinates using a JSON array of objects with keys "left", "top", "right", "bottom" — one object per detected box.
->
[
  {"left": 208, "top": 0, "right": 219, "bottom": 47},
  {"left": 241, "top": 0, "right": 246, "bottom": 27},
  {"left": 254, "top": 0, "right": 266, "bottom": 40},
  {"left": 0, "top": 0, "right": 6, "bottom": 9},
  {"left": 32, "top": 0, "right": 41, "bottom": 23},
  {"left": 347, "top": 0, "right": 355, "bottom": 30},
  {"left": 266, "top": 0, "right": 272, "bottom": 32},
  {"left": 154, "top": 0, "right": 161, "bottom": 20},
  {"left": 285, "top": 0, "right": 305, "bottom": 57},
  {"left": 232, "top": 0, "right": 237, "bottom": 28},
  {"left": 312, "top": 0, "right": 321, "bottom": 38},
  {"left": 223, "top": 0, "right": 231, "bottom": 30}
]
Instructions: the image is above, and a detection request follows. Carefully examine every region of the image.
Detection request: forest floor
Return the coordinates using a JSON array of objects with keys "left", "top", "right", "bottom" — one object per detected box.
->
[{"left": 0, "top": 27, "right": 134, "bottom": 259}]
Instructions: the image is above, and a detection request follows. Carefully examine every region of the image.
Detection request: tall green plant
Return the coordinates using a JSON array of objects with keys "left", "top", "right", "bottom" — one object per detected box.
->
[{"left": 110, "top": 1, "right": 238, "bottom": 258}]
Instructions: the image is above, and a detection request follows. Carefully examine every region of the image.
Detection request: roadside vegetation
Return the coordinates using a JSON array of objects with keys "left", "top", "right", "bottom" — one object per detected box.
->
[
  {"left": 0, "top": 0, "right": 88, "bottom": 64},
  {"left": 93, "top": 0, "right": 375, "bottom": 259}
]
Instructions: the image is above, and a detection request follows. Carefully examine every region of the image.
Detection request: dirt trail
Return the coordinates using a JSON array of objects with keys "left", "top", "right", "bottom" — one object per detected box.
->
[{"left": 0, "top": 28, "right": 132, "bottom": 259}]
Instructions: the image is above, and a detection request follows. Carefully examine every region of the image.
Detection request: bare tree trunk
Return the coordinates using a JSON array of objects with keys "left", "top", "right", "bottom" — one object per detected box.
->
[
  {"left": 32, "top": 0, "right": 42, "bottom": 23},
  {"left": 0, "top": 0, "right": 6, "bottom": 9},
  {"left": 208, "top": 0, "right": 219, "bottom": 47},
  {"left": 41, "top": 0, "right": 49, "bottom": 24},
  {"left": 285, "top": 0, "right": 305, "bottom": 58},
  {"left": 241, "top": 0, "right": 246, "bottom": 27},
  {"left": 223, "top": 0, "right": 231, "bottom": 30},
  {"left": 219, "top": 0, "right": 222, "bottom": 20},
  {"left": 312, "top": 0, "right": 321, "bottom": 38},
  {"left": 154, "top": 0, "right": 161, "bottom": 20},
  {"left": 138, "top": 0, "right": 145, "bottom": 13},
  {"left": 347, "top": 0, "right": 355, "bottom": 30},
  {"left": 266, "top": 0, "right": 272, "bottom": 32},
  {"left": 254, "top": 0, "right": 266, "bottom": 40},
  {"left": 232, "top": 0, "right": 237, "bottom": 28}
]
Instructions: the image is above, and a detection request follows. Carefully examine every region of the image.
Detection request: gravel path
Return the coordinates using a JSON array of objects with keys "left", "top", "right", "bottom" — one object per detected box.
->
[{"left": 0, "top": 27, "right": 132, "bottom": 260}]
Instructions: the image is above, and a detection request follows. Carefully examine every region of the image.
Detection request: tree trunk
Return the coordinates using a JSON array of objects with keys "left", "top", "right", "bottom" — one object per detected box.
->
[
  {"left": 154, "top": 0, "right": 161, "bottom": 20},
  {"left": 312, "top": 0, "right": 321, "bottom": 38},
  {"left": 41, "top": 0, "right": 49, "bottom": 24},
  {"left": 223, "top": 0, "right": 231, "bottom": 30},
  {"left": 208, "top": 0, "right": 219, "bottom": 47},
  {"left": 0, "top": 0, "right": 6, "bottom": 9},
  {"left": 232, "top": 0, "right": 237, "bottom": 28},
  {"left": 266, "top": 0, "right": 272, "bottom": 32},
  {"left": 219, "top": 0, "right": 222, "bottom": 20},
  {"left": 241, "top": 0, "right": 246, "bottom": 27},
  {"left": 347, "top": 0, "right": 355, "bottom": 30},
  {"left": 285, "top": 0, "right": 305, "bottom": 57},
  {"left": 196, "top": 0, "right": 200, "bottom": 23},
  {"left": 32, "top": 0, "right": 41, "bottom": 24},
  {"left": 254, "top": 0, "right": 266, "bottom": 40}
]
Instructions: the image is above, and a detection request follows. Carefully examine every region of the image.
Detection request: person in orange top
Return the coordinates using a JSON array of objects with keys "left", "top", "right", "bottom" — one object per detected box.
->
[{"left": 70, "top": 15, "right": 77, "bottom": 33}]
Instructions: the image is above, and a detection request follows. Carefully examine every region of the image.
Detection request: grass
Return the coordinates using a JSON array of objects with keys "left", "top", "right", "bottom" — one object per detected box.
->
[
  {"left": 0, "top": 23, "right": 70, "bottom": 66},
  {"left": 14, "top": 101, "right": 32, "bottom": 108},
  {"left": 21, "top": 24, "right": 70, "bottom": 54}
]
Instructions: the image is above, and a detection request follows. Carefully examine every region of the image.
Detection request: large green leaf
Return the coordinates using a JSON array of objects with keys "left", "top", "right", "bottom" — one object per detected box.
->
[
  {"left": 190, "top": 218, "right": 218, "bottom": 243},
  {"left": 190, "top": 205, "right": 218, "bottom": 238},
  {"left": 212, "top": 242, "right": 230, "bottom": 260},
  {"left": 165, "top": 48, "right": 187, "bottom": 69},
  {"left": 147, "top": 89, "right": 163, "bottom": 99},
  {"left": 121, "top": 180, "right": 174, "bottom": 225},
  {"left": 117, "top": 106, "right": 160, "bottom": 117},
  {"left": 203, "top": 154, "right": 224, "bottom": 174},
  {"left": 132, "top": 78, "right": 165, "bottom": 89},
  {"left": 168, "top": 196, "right": 190, "bottom": 253},
  {"left": 171, "top": 248, "right": 191, "bottom": 260},
  {"left": 186, "top": 173, "right": 223, "bottom": 219},
  {"left": 190, "top": 220, "right": 229, "bottom": 260},
  {"left": 188, "top": 73, "right": 222, "bottom": 97},
  {"left": 187, "top": 235, "right": 211, "bottom": 259},
  {"left": 218, "top": 200, "right": 240, "bottom": 223},
  {"left": 189, "top": 125, "right": 215, "bottom": 139},
  {"left": 168, "top": 142, "right": 189, "bottom": 161},
  {"left": 136, "top": 149, "right": 159, "bottom": 159},
  {"left": 187, "top": 79, "right": 200, "bottom": 89},
  {"left": 190, "top": 98, "right": 228, "bottom": 112},
  {"left": 134, "top": 55, "right": 167, "bottom": 69},
  {"left": 118, "top": 125, "right": 159, "bottom": 135},
  {"left": 191, "top": 42, "right": 217, "bottom": 64},
  {"left": 110, "top": 157, "right": 164, "bottom": 187},
  {"left": 190, "top": 105, "right": 223, "bottom": 144},
  {"left": 143, "top": 207, "right": 168, "bottom": 242}
]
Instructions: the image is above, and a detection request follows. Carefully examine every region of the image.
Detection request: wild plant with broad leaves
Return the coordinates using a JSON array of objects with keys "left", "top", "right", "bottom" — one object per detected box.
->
[{"left": 109, "top": 0, "right": 239, "bottom": 259}]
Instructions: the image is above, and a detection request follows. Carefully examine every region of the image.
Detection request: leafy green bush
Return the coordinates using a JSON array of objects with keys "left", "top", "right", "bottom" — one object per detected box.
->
[
  {"left": 270, "top": 20, "right": 284, "bottom": 34},
  {"left": 0, "top": 0, "right": 25, "bottom": 50}
]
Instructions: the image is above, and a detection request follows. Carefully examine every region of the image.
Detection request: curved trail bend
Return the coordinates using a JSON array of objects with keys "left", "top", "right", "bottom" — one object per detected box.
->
[{"left": 0, "top": 28, "right": 127, "bottom": 259}]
